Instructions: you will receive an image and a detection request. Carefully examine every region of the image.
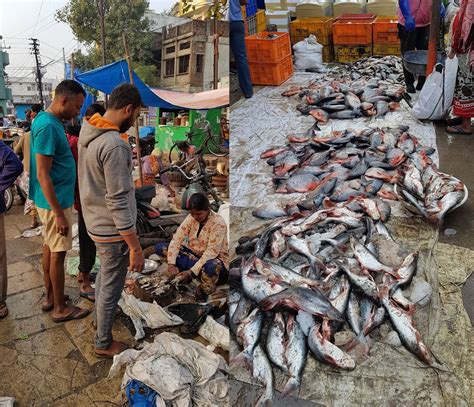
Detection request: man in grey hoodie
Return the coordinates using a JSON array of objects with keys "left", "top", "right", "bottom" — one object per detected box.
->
[{"left": 78, "top": 83, "right": 144, "bottom": 358}]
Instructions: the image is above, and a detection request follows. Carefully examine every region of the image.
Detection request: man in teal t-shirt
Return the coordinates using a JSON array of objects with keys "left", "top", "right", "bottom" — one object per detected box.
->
[{"left": 29, "top": 80, "right": 89, "bottom": 323}]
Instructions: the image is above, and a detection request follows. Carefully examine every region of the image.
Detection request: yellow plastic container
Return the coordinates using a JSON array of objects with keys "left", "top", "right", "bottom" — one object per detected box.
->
[{"left": 335, "top": 44, "right": 372, "bottom": 62}]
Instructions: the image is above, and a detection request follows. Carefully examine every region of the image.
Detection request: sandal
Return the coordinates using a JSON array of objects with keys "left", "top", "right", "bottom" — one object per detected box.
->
[
  {"left": 446, "top": 126, "right": 472, "bottom": 135},
  {"left": 41, "top": 294, "right": 70, "bottom": 312},
  {"left": 52, "top": 306, "right": 90, "bottom": 323},
  {"left": 80, "top": 290, "right": 96, "bottom": 303},
  {"left": 446, "top": 117, "right": 463, "bottom": 126},
  {"left": 0, "top": 302, "right": 8, "bottom": 319}
]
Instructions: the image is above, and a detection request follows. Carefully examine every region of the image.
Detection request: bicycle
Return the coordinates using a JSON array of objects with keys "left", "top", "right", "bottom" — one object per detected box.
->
[{"left": 168, "top": 119, "right": 228, "bottom": 163}]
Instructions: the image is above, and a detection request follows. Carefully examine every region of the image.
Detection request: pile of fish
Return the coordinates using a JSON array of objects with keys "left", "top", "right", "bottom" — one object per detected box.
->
[
  {"left": 282, "top": 78, "right": 405, "bottom": 126},
  {"left": 333, "top": 55, "right": 405, "bottom": 84},
  {"left": 230, "top": 198, "right": 433, "bottom": 405},
  {"left": 256, "top": 125, "right": 466, "bottom": 224},
  {"left": 397, "top": 165, "right": 466, "bottom": 223}
]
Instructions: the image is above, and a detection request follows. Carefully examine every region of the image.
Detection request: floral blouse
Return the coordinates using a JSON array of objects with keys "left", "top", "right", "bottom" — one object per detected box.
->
[{"left": 167, "top": 211, "right": 229, "bottom": 275}]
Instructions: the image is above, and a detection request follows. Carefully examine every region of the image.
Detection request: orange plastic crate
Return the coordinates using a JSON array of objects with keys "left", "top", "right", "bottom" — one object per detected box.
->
[
  {"left": 289, "top": 17, "right": 333, "bottom": 46},
  {"left": 245, "top": 32, "right": 292, "bottom": 63},
  {"left": 373, "top": 17, "right": 399, "bottom": 45},
  {"left": 335, "top": 13, "right": 376, "bottom": 21},
  {"left": 249, "top": 55, "right": 294, "bottom": 85},
  {"left": 333, "top": 18, "right": 374, "bottom": 45}
]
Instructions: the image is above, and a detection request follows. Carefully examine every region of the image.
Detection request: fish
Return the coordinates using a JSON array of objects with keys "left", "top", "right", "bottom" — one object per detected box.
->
[
  {"left": 282, "top": 87, "right": 301, "bottom": 97},
  {"left": 274, "top": 151, "right": 300, "bottom": 176},
  {"left": 253, "top": 345, "right": 275, "bottom": 406},
  {"left": 254, "top": 258, "right": 320, "bottom": 288},
  {"left": 286, "top": 174, "right": 320, "bottom": 193},
  {"left": 350, "top": 236, "right": 396, "bottom": 274},
  {"left": 390, "top": 252, "right": 418, "bottom": 294},
  {"left": 403, "top": 165, "right": 424, "bottom": 199},
  {"left": 347, "top": 157, "right": 369, "bottom": 180},
  {"left": 270, "top": 230, "right": 286, "bottom": 258},
  {"left": 320, "top": 104, "right": 348, "bottom": 113},
  {"left": 337, "top": 260, "right": 379, "bottom": 302},
  {"left": 252, "top": 203, "right": 288, "bottom": 219},
  {"left": 287, "top": 235, "right": 326, "bottom": 273},
  {"left": 380, "top": 286, "right": 432, "bottom": 365},
  {"left": 365, "top": 167, "right": 399, "bottom": 184},
  {"left": 362, "top": 303, "right": 386, "bottom": 336},
  {"left": 233, "top": 308, "right": 264, "bottom": 370},
  {"left": 260, "top": 147, "right": 288, "bottom": 159},
  {"left": 428, "top": 191, "right": 464, "bottom": 222},
  {"left": 329, "top": 110, "right": 363, "bottom": 120},
  {"left": 374, "top": 221, "right": 394, "bottom": 241},
  {"left": 386, "top": 148, "right": 406, "bottom": 167},
  {"left": 346, "top": 291, "right": 363, "bottom": 336},
  {"left": 282, "top": 315, "right": 307, "bottom": 398},
  {"left": 296, "top": 311, "right": 316, "bottom": 336},
  {"left": 374, "top": 198, "right": 391, "bottom": 222},
  {"left": 345, "top": 92, "right": 362, "bottom": 110},
  {"left": 241, "top": 262, "right": 287, "bottom": 303},
  {"left": 266, "top": 313, "right": 288, "bottom": 372},
  {"left": 230, "top": 296, "right": 255, "bottom": 334},
  {"left": 309, "top": 108, "right": 330, "bottom": 123},
  {"left": 288, "top": 135, "right": 311, "bottom": 143},
  {"left": 260, "top": 286, "right": 345, "bottom": 322},
  {"left": 308, "top": 324, "right": 356, "bottom": 370}
]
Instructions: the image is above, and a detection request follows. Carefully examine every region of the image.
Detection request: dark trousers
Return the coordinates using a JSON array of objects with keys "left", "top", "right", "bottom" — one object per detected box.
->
[
  {"left": 78, "top": 211, "right": 96, "bottom": 274},
  {"left": 398, "top": 24, "right": 430, "bottom": 86},
  {"left": 155, "top": 243, "right": 228, "bottom": 294},
  {"left": 230, "top": 20, "right": 253, "bottom": 98}
]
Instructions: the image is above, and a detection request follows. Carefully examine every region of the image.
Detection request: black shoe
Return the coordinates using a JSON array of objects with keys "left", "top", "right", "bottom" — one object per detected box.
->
[
  {"left": 406, "top": 83, "right": 416, "bottom": 94},
  {"left": 416, "top": 81, "right": 425, "bottom": 91}
]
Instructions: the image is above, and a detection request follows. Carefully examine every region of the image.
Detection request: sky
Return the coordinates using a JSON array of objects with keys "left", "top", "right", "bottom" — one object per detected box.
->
[{"left": 0, "top": 0, "right": 177, "bottom": 81}]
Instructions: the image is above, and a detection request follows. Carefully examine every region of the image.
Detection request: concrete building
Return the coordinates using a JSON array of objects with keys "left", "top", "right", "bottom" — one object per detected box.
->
[
  {"left": 160, "top": 19, "right": 229, "bottom": 92},
  {"left": 0, "top": 50, "right": 12, "bottom": 118}
]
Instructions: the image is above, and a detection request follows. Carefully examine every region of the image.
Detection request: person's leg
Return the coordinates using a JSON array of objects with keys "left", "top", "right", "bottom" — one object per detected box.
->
[
  {"left": 94, "top": 241, "right": 130, "bottom": 357},
  {"left": 398, "top": 24, "right": 416, "bottom": 92},
  {"left": 415, "top": 25, "right": 431, "bottom": 89},
  {"left": 195, "top": 258, "right": 224, "bottom": 301},
  {"left": 230, "top": 20, "right": 253, "bottom": 98},
  {"left": 154, "top": 243, "right": 199, "bottom": 272},
  {"left": 0, "top": 213, "right": 8, "bottom": 318},
  {"left": 42, "top": 243, "right": 53, "bottom": 309},
  {"left": 77, "top": 211, "right": 96, "bottom": 300}
]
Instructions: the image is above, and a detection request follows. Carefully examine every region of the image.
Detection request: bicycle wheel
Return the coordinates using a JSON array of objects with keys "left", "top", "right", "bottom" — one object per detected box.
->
[
  {"left": 168, "top": 142, "right": 180, "bottom": 164},
  {"left": 206, "top": 133, "right": 228, "bottom": 157}
]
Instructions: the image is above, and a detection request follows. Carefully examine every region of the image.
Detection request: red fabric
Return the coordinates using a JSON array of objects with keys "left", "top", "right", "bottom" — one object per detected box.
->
[
  {"left": 66, "top": 133, "right": 81, "bottom": 212},
  {"left": 452, "top": 0, "right": 474, "bottom": 54},
  {"left": 397, "top": 0, "right": 433, "bottom": 27},
  {"left": 453, "top": 98, "right": 474, "bottom": 117}
]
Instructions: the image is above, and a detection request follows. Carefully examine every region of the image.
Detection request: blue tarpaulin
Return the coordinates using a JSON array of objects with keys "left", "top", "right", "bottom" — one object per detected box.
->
[{"left": 75, "top": 60, "right": 181, "bottom": 109}]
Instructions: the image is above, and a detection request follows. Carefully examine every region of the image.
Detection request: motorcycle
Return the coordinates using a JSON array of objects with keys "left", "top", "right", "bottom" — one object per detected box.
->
[{"left": 3, "top": 179, "right": 27, "bottom": 213}]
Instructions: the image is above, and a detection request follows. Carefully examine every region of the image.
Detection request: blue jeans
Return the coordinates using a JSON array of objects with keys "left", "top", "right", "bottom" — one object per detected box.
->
[
  {"left": 230, "top": 20, "right": 253, "bottom": 98},
  {"left": 155, "top": 243, "right": 227, "bottom": 294},
  {"left": 94, "top": 241, "right": 129, "bottom": 349}
]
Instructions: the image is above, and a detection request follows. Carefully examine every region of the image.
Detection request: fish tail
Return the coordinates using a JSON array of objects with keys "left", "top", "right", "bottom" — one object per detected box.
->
[
  {"left": 346, "top": 332, "right": 370, "bottom": 356},
  {"left": 281, "top": 376, "right": 301, "bottom": 399}
]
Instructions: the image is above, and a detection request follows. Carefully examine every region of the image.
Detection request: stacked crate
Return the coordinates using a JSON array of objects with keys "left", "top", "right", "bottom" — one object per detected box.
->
[
  {"left": 372, "top": 17, "right": 400, "bottom": 56},
  {"left": 245, "top": 32, "right": 294, "bottom": 85},
  {"left": 289, "top": 17, "right": 334, "bottom": 63},
  {"left": 256, "top": 9, "right": 266, "bottom": 33},
  {"left": 333, "top": 14, "right": 375, "bottom": 63}
]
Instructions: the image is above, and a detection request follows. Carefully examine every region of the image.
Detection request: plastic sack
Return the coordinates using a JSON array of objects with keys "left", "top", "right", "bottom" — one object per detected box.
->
[
  {"left": 197, "top": 316, "right": 230, "bottom": 351},
  {"left": 293, "top": 34, "right": 324, "bottom": 71},
  {"left": 412, "top": 56, "right": 458, "bottom": 120}
]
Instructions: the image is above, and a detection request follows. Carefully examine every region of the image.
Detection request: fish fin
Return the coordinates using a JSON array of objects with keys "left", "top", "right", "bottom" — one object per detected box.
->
[{"left": 280, "top": 377, "right": 301, "bottom": 399}]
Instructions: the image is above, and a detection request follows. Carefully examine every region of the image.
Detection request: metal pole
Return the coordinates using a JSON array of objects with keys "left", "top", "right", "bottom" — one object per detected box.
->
[
  {"left": 30, "top": 38, "right": 44, "bottom": 106},
  {"left": 123, "top": 33, "right": 143, "bottom": 186},
  {"left": 63, "top": 47, "right": 66, "bottom": 79},
  {"left": 213, "top": 14, "right": 219, "bottom": 89},
  {"left": 426, "top": 0, "right": 441, "bottom": 76}
]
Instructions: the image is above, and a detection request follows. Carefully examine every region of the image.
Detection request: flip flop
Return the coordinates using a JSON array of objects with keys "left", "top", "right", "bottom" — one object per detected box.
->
[
  {"left": 52, "top": 306, "right": 90, "bottom": 323},
  {"left": 446, "top": 126, "right": 472, "bottom": 135},
  {"left": 0, "top": 303, "right": 8, "bottom": 319},
  {"left": 41, "top": 294, "right": 71, "bottom": 312},
  {"left": 446, "top": 117, "right": 463, "bottom": 126},
  {"left": 94, "top": 343, "right": 128, "bottom": 359},
  {"left": 80, "top": 290, "right": 96, "bottom": 303}
]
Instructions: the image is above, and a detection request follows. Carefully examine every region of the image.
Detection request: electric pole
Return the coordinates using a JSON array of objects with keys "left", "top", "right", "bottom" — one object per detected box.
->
[
  {"left": 97, "top": 0, "right": 108, "bottom": 105},
  {"left": 63, "top": 47, "right": 67, "bottom": 79},
  {"left": 30, "top": 38, "right": 44, "bottom": 106},
  {"left": 212, "top": 1, "right": 219, "bottom": 90}
]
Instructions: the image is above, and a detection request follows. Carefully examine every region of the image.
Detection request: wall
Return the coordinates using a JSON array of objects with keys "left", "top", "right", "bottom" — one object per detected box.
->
[{"left": 203, "top": 36, "right": 230, "bottom": 91}]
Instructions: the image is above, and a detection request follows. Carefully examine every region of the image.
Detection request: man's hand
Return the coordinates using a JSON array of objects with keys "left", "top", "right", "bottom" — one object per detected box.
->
[
  {"left": 56, "top": 214, "right": 69, "bottom": 236},
  {"left": 129, "top": 249, "right": 145, "bottom": 273},
  {"left": 168, "top": 264, "right": 179, "bottom": 276},
  {"left": 405, "top": 15, "right": 416, "bottom": 31}
]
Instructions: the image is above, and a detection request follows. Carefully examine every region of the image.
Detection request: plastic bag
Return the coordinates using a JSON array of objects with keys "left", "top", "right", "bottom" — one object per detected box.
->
[
  {"left": 293, "top": 34, "right": 324, "bottom": 71},
  {"left": 412, "top": 56, "right": 458, "bottom": 120}
]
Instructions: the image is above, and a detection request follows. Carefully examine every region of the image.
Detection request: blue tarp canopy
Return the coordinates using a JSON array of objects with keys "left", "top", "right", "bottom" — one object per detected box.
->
[{"left": 75, "top": 60, "right": 181, "bottom": 109}]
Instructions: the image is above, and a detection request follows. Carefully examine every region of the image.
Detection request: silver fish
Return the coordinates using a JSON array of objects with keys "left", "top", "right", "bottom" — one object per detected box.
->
[
  {"left": 255, "top": 258, "right": 320, "bottom": 288},
  {"left": 308, "top": 324, "right": 356, "bottom": 370},
  {"left": 266, "top": 313, "right": 288, "bottom": 372},
  {"left": 337, "top": 260, "right": 379, "bottom": 302},
  {"left": 380, "top": 286, "right": 432, "bottom": 365},
  {"left": 350, "top": 236, "right": 396, "bottom": 274},
  {"left": 234, "top": 308, "right": 264, "bottom": 369},
  {"left": 260, "top": 286, "right": 345, "bottom": 322},
  {"left": 282, "top": 315, "right": 307, "bottom": 398},
  {"left": 287, "top": 235, "right": 325, "bottom": 272},
  {"left": 253, "top": 345, "right": 274, "bottom": 406},
  {"left": 296, "top": 310, "right": 316, "bottom": 336},
  {"left": 230, "top": 295, "right": 254, "bottom": 334},
  {"left": 252, "top": 203, "right": 287, "bottom": 219},
  {"left": 390, "top": 252, "right": 418, "bottom": 294},
  {"left": 241, "top": 262, "right": 287, "bottom": 303}
]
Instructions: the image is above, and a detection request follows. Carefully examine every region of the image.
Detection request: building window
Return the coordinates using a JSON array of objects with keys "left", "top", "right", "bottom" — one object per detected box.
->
[
  {"left": 165, "top": 59, "right": 175, "bottom": 76},
  {"left": 166, "top": 46, "right": 175, "bottom": 54},
  {"left": 179, "top": 41, "right": 190, "bottom": 50},
  {"left": 196, "top": 54, "right": 204, "bottom": 73},
  {"left": 178, "top": 55, "right": 190, "bottom": 74}
]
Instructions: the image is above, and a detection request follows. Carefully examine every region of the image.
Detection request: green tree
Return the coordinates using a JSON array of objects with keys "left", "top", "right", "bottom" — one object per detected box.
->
[
  {"left": 56, "top": 0, "right": 160, "bottom": 85},
  {"left": 181, "top": 0, "right": 228, "bottom": 20}
]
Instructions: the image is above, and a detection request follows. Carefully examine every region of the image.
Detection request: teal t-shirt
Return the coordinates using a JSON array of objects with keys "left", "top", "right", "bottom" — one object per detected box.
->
[{"left": 29, "top": 111, "right": 76, "bottom": 210}]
